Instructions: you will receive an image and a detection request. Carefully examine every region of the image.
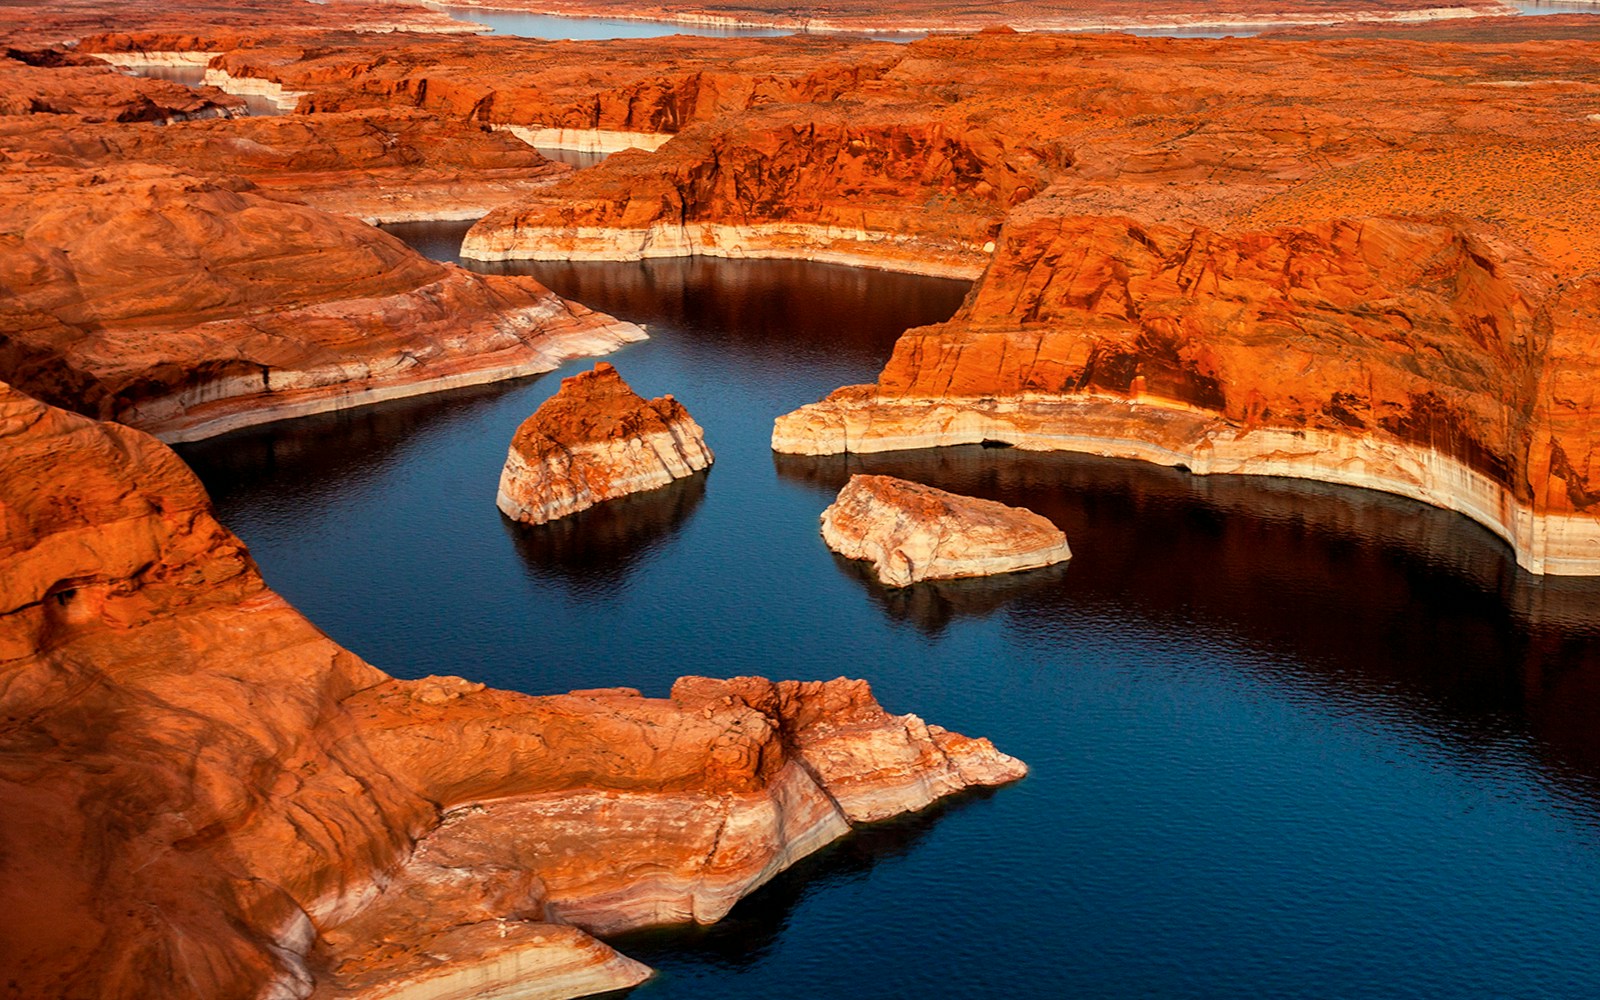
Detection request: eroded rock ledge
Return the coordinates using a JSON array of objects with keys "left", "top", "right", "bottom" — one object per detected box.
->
[
  {"left": 0, "top": 168, "right": 644, "bottom": 442},
  {"left": 498, "top": 362, "right": 714, "bottom": 524},
  {"left": 822, "top": 474, "right": 1072, "bottom": 586},
  {"left": 0, "top": 379, "right": 1025, "bottom": 1000},
  {"left": 775, "top": 214, "right": 1600, "bottom": 576}
]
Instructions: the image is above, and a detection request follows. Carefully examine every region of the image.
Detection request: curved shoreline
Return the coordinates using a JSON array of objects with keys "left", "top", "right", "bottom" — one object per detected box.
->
[
  {"left": 771, "top": 391, "right": 1600, "bottom": 576},
  {"left": 141, "top": 318, "right": 646, "bottom": 444},
  {"left": 461, "top": 221, "right": 989, "bottom": 278},
  {"left": 417, "top": 0, "right": 1517, "bottom": 37}
]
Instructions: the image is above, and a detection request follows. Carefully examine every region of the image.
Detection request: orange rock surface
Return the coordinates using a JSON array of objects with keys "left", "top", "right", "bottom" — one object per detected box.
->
[
  {"left": 0, "top": 379, "right": 1027, "bottom": 1000},
  {"left": 0, "top": 47, "right": 242, "bottom": 121},
  {"left": 462, "top": 28, "right": 1600, "bottom": 274},
  {"left": 0, "top": 106, "right": 570, "bottom": 221},
  {"left": 0, "top": 167, "right": 643, "bottom": 441},
  {"left": 498, "top": 362, "right": 714, "bottom": 524},
  {"left": 821, "top": 474, "right": 1072, "bottom": 586}
]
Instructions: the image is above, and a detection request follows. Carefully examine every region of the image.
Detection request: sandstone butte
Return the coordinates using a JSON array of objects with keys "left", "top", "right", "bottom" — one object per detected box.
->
[
  {"left": 822, "top": 473, "right": 1072, "bottom": 586},
  {"left": 0, "top": 378, "right": 1027, "bottom": 1000},
  {"left": 498, "top": 362, "right": 714, "bottom": 524}
]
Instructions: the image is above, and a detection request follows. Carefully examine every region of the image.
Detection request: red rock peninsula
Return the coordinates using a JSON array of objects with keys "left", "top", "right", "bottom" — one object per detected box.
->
[
  {"left": 822, "top": 474, "right": 1072, "bottom": 586},
  {"left": 498, "top": 362, "right": 715, "bottom": 524},
  {"left": 0, "top": 379, "right": 1027, "bottom": 999},
  {"left": 0, "top": 168, "right": 642, "bottom": 442}
]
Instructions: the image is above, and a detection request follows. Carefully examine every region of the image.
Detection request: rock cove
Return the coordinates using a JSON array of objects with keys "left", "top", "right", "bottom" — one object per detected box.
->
[{"left": 0, "top": 380, "right": 1026, "bottom": 1000}]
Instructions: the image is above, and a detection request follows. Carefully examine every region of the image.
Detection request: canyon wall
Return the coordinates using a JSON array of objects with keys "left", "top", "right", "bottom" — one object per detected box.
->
[{"left": 774, "top": 211, "right": 1600, "bottom": 574}]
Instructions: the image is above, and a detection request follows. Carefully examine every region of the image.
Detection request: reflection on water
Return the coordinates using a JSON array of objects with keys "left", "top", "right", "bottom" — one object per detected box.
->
[
  {"left": 606, "top": 787, "right": 988, "bottom": 969},
  {"left": 434, "top": 4, "right": 795, "bottom": 39},
  {"left": 180, "top": 245, "right": 1600, "bottom": 999},
  {"left": 533, "top": 145, "right": 610, "bottom": 169},
  {"left": 115, "top": 64, "right": 280, "bottom": 115},
  {"left": 506, "top": 472, "right": 708, "bottom": 594}
]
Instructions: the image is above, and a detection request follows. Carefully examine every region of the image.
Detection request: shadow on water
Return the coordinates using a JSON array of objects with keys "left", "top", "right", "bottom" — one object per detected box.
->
[
  {"left": 602, "top": 786, "right": 997, "bottom": 973},
  {"left": 778, "top": 443, "right": 1600, "bottom": 791},
  {"left": 176, "top": 377, "right": 533, "bottom": 515},
  {"left": 504, "top": 472, "right": 708, "bottom": 593},
  {"left": 475, "top": 256, "right": 969, "bottom": 363},
  {"left": 827, "top": 549, "right": 1070, "bottom": 637}
]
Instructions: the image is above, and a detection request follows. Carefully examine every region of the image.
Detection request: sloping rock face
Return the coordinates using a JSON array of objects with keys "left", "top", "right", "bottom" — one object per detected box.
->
[
  {"left": 0, "top": 168, "right": 643, "bottom": 442},
  {"left": 498, "top": 362, "right": 713, "bottom": 524},
  {"left": 821, "top": 474, "right": 1071, "bottom": 586},
  {"left": 2, "top": 107, "right": 571, "bottom": 222},
  {"left": 0, "top": 49, "right": 242, "bottom": 121},
  {"left": 775, "top": 213, "right": 1600, "bottom": 575},
  {"left": 0, "top": 380, "right": 1026, "bottom": 1000}
]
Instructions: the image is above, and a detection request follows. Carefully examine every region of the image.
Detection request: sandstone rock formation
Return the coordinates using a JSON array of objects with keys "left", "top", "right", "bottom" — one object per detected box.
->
[
  {"left": 775, "top": 210, "right": 1600, "bottom": 576},
  {"left": 0, "top": 379, "right": 1026, "bottom": 1000},
  {"left": 0, "top": 168, "right": 643, "bottom": 441},
  {"left": 1, "top": 106, "right": 571, "bottom": 222},
  {"left": 821, "top": 474, "right": 1071, "bottom": 586},
  {"left": 498, "top": 362, "right": 714, "bottom": 524},
  {"left": 0, "top": 47, "right": 242, "bottom": 121}
]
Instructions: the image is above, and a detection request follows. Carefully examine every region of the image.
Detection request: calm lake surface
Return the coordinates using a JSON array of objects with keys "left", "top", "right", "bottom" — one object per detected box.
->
[
  {"left": 431, "top": 3, "right": 1600, "bottom": 41},
  {"left": 178, "top": 221, "right": 1600, "bottom": 999}
]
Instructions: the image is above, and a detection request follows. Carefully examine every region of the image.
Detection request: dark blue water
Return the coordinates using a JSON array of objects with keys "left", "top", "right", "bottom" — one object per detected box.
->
[{"left": 178, "top": 222, "right": 1600, "bottom": 1000}]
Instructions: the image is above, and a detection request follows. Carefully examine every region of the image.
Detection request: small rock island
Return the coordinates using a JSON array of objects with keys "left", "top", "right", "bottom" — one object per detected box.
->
[
  {"left": 821, "top": 474, "right": 1072, "bottom": 587},
  {"left": 497, "top": 362, "right": 713, "bottom": 524}
]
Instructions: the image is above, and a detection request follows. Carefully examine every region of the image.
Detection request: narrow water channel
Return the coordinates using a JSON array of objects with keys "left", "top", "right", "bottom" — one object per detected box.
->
[{"left": 176, "top": 221, "right": 1600, "bottom": 999}]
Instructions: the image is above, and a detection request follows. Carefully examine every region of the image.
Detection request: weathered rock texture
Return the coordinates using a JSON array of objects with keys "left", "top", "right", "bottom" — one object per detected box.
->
[
  {"left": 0, "top": 380, "right": 1026, "bottom": 1000},
  {"left": 775, "top": 211, "right": 1600, "bottom": 576},
  {"left": 0, "top": 168, "right": 643, "bottom": 441},
  {"left": 498, "top": 362, "right": 714, "bottom": 524},
  {"left": 821, "top": 474, "right": 1071, "bottom": 586},
  {"left": 3, "top": 106, "right": 571, "bottom": 222},
  {"left": 0, "top": 48, "right": 242, "bottom": 121},
  {"left": 722, "top": 28, "right": 1600, "bottom": 576}
]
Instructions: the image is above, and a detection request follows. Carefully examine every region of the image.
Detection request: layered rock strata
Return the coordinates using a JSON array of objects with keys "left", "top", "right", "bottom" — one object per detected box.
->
[
  {"left": 0, "top": 48, "right": 243, "bottom": 121},
  {"left": 1, "top": 107, "right": 571, "bottom": 222},
  {"left": 821, "top": 474, "right": 1072, "bottom": 586},
  {"left": 0, "top": 168, "right": 643, "bottom": 441},
  {"left": 0, "top": 380, "right": 1027, "bottom": 1000},
  {"left": 776, "top": 214, "right": 1600, "bottom": 575},
  {"left": 498, "top": 362, "right": 714, "bottom": 524}
]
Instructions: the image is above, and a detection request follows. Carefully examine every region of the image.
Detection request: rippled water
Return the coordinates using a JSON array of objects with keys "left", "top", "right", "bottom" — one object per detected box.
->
[{"left": 177, "top": 221, "right": 1600, "bottom": 999}]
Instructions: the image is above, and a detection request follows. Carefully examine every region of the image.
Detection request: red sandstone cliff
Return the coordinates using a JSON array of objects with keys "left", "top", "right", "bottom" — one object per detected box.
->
[
  {"left": 0, "top": 168, "right": 642, "bottom": 441},
  {"left": 774, "top": 210, "right": 1600, "bottom": 574},
  {"left": 0, "top": 379, "right": 1027, "bottom": 999}
]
